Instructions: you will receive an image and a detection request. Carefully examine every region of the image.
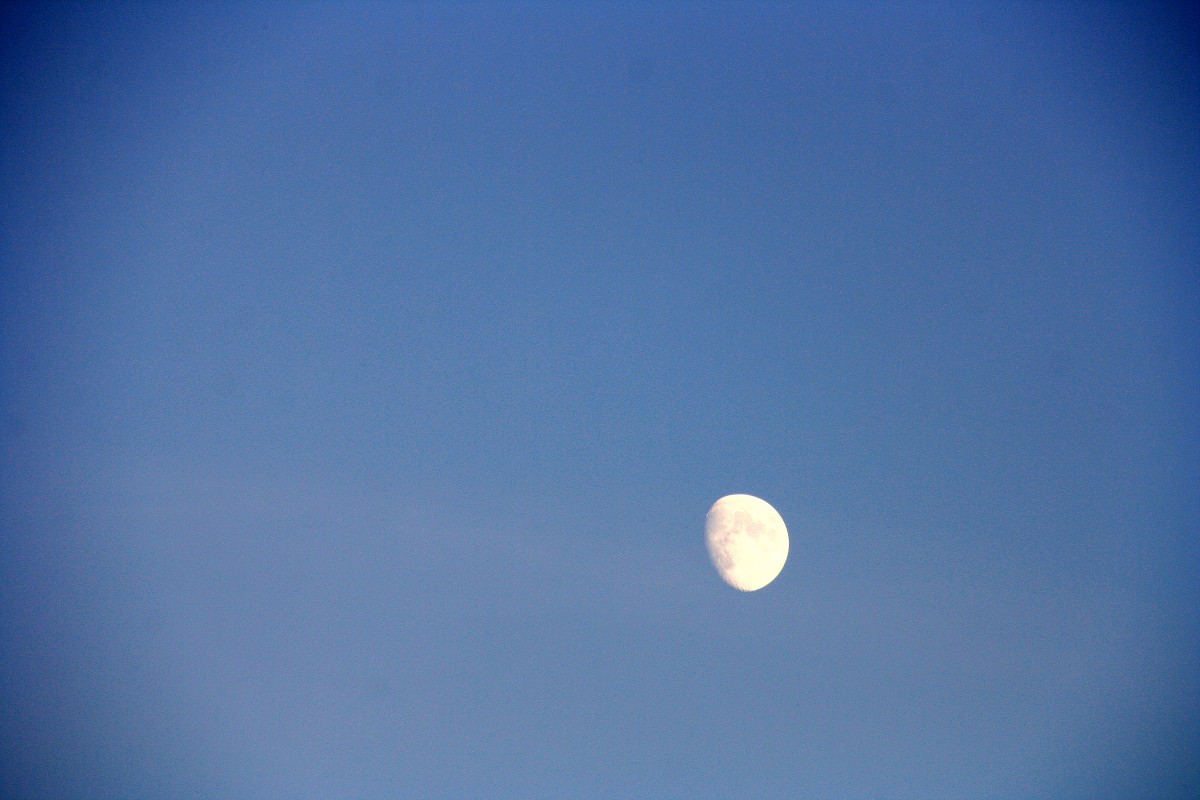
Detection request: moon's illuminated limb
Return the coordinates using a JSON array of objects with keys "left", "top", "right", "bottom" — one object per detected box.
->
[{"left": 705, "top": 494, "right": 788, "bottom": 591}]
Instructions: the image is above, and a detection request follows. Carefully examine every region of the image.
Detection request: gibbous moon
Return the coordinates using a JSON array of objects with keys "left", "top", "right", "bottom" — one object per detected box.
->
[{"left": 705, "top": 494, "right": 789, "bottom": 591}]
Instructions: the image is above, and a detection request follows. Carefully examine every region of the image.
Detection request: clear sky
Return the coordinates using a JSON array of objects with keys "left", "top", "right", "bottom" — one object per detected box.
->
[{"left": 1, "top": 2, "right": 1197, "bottom": 798}]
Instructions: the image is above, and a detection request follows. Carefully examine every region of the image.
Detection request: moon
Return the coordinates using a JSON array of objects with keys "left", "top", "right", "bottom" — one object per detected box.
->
[{"left": 705, "top": 494, "right": 789, "bottom": 591}]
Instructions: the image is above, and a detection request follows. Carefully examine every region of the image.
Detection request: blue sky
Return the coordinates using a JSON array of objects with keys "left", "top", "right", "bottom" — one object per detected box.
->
[{"left": 2, "top": 2, "right": 1197, "bottom": 797}]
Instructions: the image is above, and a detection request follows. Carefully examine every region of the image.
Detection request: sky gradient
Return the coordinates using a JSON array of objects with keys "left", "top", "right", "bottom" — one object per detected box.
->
[{"left": 2, "top": 2, "right": 1198, "bottom": 798}]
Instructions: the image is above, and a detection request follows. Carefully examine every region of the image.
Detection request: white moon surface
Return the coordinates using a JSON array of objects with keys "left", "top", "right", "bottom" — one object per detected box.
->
[{"left": 705, "top": 494, "right": 789, "bottom": 591}]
